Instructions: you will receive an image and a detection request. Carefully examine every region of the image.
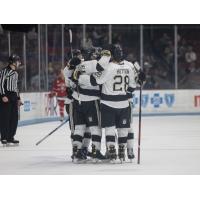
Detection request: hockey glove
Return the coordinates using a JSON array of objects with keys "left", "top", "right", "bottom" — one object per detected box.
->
[
  {"left": 66, "top": 87, "right": 73, "bottom": 99},
  {"left": 137, "top": 71, "right": 146, "bottom": 86},
  {"left": 101, "top": 50, "right": 111, "bottom": 57}
]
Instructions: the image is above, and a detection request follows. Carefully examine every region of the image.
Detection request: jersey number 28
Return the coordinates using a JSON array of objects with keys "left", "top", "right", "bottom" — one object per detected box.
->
[{"left": 113, "top": 75, "right": 129, "bottom": 91}]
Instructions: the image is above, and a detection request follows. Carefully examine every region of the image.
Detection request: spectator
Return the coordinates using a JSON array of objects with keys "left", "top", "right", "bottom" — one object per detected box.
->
[
  {"left": 179, "top": 62, "right": 200, "bottom": 89},
  {"left": 185, "top": 46, "right": 197, "bottom": 63}
]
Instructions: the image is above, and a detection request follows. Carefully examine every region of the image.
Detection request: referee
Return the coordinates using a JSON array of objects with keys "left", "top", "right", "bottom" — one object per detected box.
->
[{"left": 0, "top": 54, "right": 23, "bottom": 146}]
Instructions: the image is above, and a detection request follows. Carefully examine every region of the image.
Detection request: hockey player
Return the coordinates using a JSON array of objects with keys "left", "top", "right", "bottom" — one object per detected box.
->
[
  {"left": 78, "top": 44, "right": 137, "bottom": 162},
  {"left": 71, "top": 48, "right": 111, "bottom": 162},
  {"left": 51, "top": 70, "right": 67, "bottom": 121},
  {"left": 63, "top": 49, "right": 94, "bottom": 161}
]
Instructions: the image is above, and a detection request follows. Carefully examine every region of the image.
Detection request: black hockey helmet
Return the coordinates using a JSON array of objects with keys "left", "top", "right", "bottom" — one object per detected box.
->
[
  {"left": 108, "top": 44, "right": 123, "bottom": 62},
  {"left": 81, "top": 48, "right": 95, "bottom": 61},
  {"left": 81, "top": 47, "right": 103, "bottom": 61},
  {"left": 72, "top": 49, "right": 82, "bottom": 57},
  {"left": 68, "top": 57, "right": 81, "bottom": 70},
  {"left": 67, "top": 49, "right": 82, "bottom": 61},
  {"left": 8, "top": 53, "right": 21, "bottom": 64}
]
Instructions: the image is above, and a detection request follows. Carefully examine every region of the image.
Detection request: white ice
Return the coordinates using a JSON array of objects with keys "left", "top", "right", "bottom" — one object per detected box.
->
[{"left": 0, "top": 115, "right": 200, "bottom": 175}]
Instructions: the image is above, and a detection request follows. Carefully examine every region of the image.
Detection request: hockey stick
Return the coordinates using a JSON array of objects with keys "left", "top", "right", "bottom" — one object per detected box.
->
[
  {"left": 69, "top": 29, "right": 73, "bottom": 58},
  {"left": 68, "top": 29, "right": 81, "bottom": 104},
  {"left": 137, "top": 84, "right": 142, "bottom": 164},
  {"left": 35, "top": 119, "right": 69, "bottom": 146}
]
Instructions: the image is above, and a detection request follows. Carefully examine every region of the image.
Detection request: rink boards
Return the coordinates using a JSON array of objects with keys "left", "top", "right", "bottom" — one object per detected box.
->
[{"left": 19, "top": 90, "right": 200, "bottom": 125}]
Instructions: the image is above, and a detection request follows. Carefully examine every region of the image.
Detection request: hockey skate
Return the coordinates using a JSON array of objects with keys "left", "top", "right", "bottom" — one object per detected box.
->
[
  {"left": 127, "top": 148, "right": 135, "bottom": 162},
  {"left": 71, "top": 146, "right": 77, "bottom": 162},
  {"left": 72, "top": 146, "right": 87, "bottom": 164},
  {"left": 60, "top": 117, "right": 64, "bottom": 122},
  {"left": 108, "top": 145, "right": 117, "bottom": 163},
  {"left": 91, "top": 145, "right": 106, "bottom": 163},
  {"left": 82, "top": 147, "right": 92, "bottom": 158},
  {"left": 118, "top": 145, "right": 125, "bottom": 163},
  {"left": 6, "top": 139, "right": 19, "bottom": 147},
  {"left": 1, "top": 140, "right": 7, "bottom": 147}
]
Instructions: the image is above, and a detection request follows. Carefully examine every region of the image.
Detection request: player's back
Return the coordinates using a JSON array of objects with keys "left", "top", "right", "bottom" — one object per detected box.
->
[
  {"left": 101, "top": 61, "right": 133, "bottom": 95},
  {"left": 100, "top": 61, "right": 136, "bottom": 108}
]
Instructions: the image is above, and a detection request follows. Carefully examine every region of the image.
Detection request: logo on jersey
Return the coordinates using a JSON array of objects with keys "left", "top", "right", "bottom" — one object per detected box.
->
[{"left": 164, "top": 94, "right": 175, "bottom": 107}]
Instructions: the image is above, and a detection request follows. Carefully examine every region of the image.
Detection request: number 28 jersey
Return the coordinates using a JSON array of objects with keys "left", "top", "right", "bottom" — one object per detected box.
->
[{"left": 93, "top": 61, "right": 137, "bottom": 108}]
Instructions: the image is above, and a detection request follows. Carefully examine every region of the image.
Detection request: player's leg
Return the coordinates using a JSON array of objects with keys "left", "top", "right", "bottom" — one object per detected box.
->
[
  {"left": 72, "top": 100, "right": 87, "bottom": 161},
  {"left": 58, "top": 100, "right": 65, "bottom": 121},
  {"left": 101, "top": 103, "right": 117, "bottom": 161},
  {"left": 117, "top": 128, "right": 128, "bottom": 162},
  {"left": 81, "top": 127, "right": 92, "bottom": 157},
  {"left": 85, "top": 100, "right": 105, "bottom": 160},
  {"left": 82, "top": 127, "right": 91, "bottom": 149},
  {"left": 116, "top": 106, "right": 130, "bottom": 162}
]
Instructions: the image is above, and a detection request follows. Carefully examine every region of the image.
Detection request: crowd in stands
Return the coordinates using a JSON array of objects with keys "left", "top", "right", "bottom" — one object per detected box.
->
[{"left": 1, "top": 25, "right": 200, "bottom": 91}]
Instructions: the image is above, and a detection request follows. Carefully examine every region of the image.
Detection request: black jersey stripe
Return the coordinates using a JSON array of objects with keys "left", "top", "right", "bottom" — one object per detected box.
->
[
  {"left": 0, "top": 66, "right": 19, "bottom": 97},
  {"left": 101, "top": 93, "right": 128, "bottom": 101},
  {"left": 74, "top": 87, "right": 100, "bottom": 97}
]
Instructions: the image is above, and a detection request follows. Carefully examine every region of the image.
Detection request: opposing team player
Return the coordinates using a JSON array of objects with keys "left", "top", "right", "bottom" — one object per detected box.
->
[{"left": 51, "top": 70, "right": 67, "bottom": 121}]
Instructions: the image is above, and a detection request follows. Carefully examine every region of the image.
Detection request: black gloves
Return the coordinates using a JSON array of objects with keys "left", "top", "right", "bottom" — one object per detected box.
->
[
  {"left": 66, "top": 87, "right": 73, "bottom": 99},
  {"left": 137, "top": 71, "right": 146, "bottom": 85}
]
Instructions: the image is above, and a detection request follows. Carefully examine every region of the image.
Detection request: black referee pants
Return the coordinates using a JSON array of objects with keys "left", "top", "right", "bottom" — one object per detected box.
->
[{"left": 0, "top": 100, "right": 18, "bottom": 141}]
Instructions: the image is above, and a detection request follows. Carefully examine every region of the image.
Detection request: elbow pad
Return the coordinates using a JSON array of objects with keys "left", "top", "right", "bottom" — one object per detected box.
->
[
  {"left": 96, "top": 63, "right": 104, "bottom": 72},
  {"left": 90, "top": 75, "right": 98, "bottom": 86}
]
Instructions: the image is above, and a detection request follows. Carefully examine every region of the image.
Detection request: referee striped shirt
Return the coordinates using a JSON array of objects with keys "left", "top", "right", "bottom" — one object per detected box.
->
[{"left": 0, "top": 65, "right": 20, "bottom": 99}]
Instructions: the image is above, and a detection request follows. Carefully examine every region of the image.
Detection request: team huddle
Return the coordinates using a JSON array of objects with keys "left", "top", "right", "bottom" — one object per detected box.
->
[{"left": 63, "top": 44, "right": 145, "bottom": 163}]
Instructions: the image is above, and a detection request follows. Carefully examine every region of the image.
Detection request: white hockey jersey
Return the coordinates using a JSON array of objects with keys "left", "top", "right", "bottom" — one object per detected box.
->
[
  {"left": 63, "top": 66, "right": 76, "bottom": 104},
  {"left": 76, "top": 55, "right": 111, "bottom": 74},
  {"left": 93, "top": 61, "right": 137, "bottom": 108},
  {"left": 71, "top": 55, "right": 111, "bottom": 102}
]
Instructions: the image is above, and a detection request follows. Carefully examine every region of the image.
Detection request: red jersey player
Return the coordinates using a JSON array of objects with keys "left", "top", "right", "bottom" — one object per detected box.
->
[{"left": 51, "top": 70, "right": 67, "bottom": 121}]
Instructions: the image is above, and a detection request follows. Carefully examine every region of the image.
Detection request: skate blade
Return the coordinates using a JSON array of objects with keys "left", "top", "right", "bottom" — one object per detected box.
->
[
  {"left": 109, "top": 159, "right": 117, "bottom": 164},
  {"left": 6, "top": 143, "right": 19, "bottom": 147},
  {"left": 73, "top": 159, "right": 87, "bottom": 164},
  {"left": 92, "top": 158, "right": 99, "bottom": 163},
  {"left": 119, "top": 159, "right": 125, "bottom": 164}
]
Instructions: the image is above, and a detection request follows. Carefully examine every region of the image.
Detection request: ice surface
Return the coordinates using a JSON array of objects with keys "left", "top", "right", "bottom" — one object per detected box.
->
[{"left": 0, "top": 115, "right": 200, "bottom": 175}]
